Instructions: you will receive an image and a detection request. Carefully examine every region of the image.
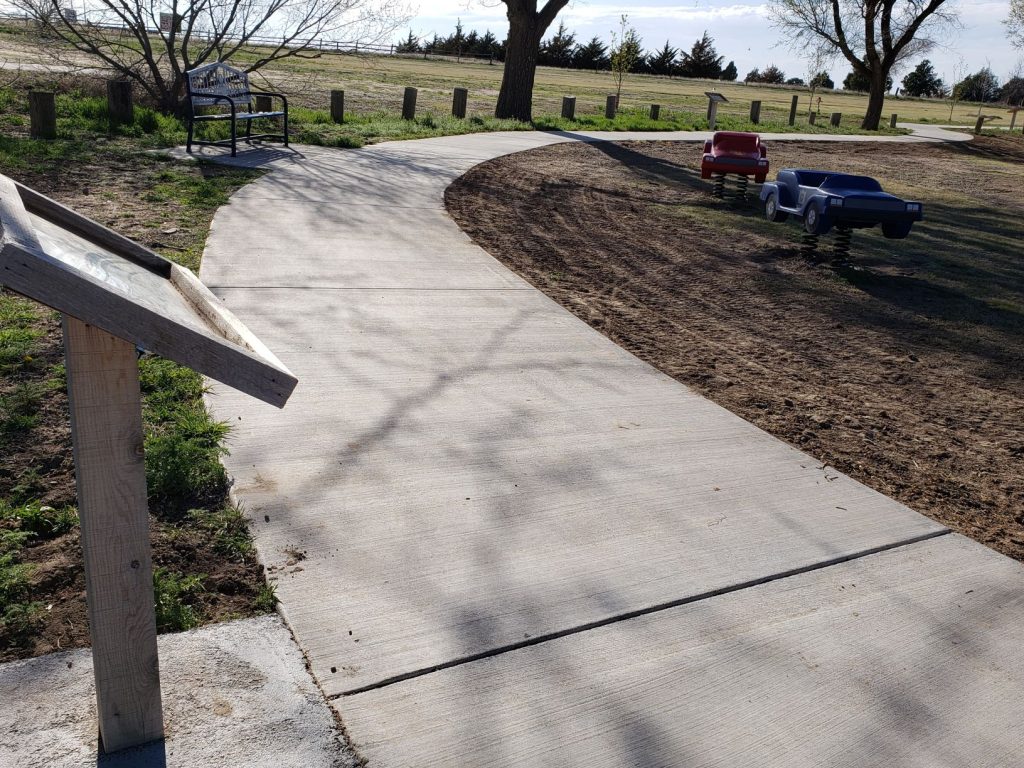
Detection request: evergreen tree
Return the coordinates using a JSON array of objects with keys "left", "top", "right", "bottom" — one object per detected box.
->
[
  {"left": 647, "top": 41, "right": 677, "bottom": 76},
  {"left": 745, "top": 67, "right": 761, "bottom": 82},
  {"left": 787, "top": 77, "right": 805, "bottom": 85},
  {"left": 395, "top": 30, "right": 420, "bottom": 54},
  {"left": 901, "top": 60, "right": 944, "bottom": 97},
  {"left": 810, "top": 71, "right": 834, "bottom": 89},
  {"left": 844, "top": 67, "right": 893, "bottom": 92},
  {"left": 539, "top": 21, "right": 576, "bottom": 67},
  {"left": 759, "top": 64, "right": 786, "bottom": 83},
  {"left": 475, "top": 30, "right": 502, "bottom": 58},
  {"left": 1000, "top": 76, "right": 1024, "bottom": 105},
  {"left": 721, "top": 60, "right": 738, "bottom": 81},
  {"left": 953, "top": 68, "right": 1000, "bottom": 102},
  {"left": 678, "top": 31, "right": 723, "bottom": 78},
  {"left": 573, "top": 36, "right": 610, "bottom": 69}
]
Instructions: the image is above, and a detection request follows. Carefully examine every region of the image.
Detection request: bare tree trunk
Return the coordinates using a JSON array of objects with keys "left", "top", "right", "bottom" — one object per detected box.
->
[
  {"left": 496, "top": 10, "right": 541, "bottom": 120},
  {"left": 861, "top": 69, "right": 887, "bottom": 130}
]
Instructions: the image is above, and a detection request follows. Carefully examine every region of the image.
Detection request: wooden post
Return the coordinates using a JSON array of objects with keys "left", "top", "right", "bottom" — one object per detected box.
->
[
  {"left": 708, "top": 101, "right": 719, "bottom": 130},
  {"left": 808, "top": 111, "right": 817, "bottom": 125},
  {"left": 561, "top": 96, "right": 576, "bottom": 120},
  {"left": 974, "top": 115, "right": 985, "bottom": 135},
  {"left": 1010, "top": 110, "right": 1018, "bottom": 131},
  {"left": 605, "top": 94, "right": 617, "bottom": 119},
  {"left": 29, "top": 91, "right": 56, "bottom": 140},
  {"left": 106, "top": 80, "right": 133, "bottom": 128},
  {"left": 750, "top": 100, "right": 762, "bottom": 124},
  {"left": 330, "top": 89, "right": 345, "bottom": 124},
  {"left": 788, "top": 94, "right": 798, "bottom": 126},
  {"left": 253, "top": 94, "right": 272, "bottom": 113},
  {"left": 649, "top": 104, "right": 660, "bottom": 121},
  {"left": 452, "top": 87, "right": 468, "bottom": 119},
  {"left": 890, "top": 113, "right": 898, "bottom": 129},
  {"left": 63, "top": 317, "right": 163, "bottom": 753},
  {"left": 402, "top": 87, "right": 418, "bottom": 120},
  {"left": 830, "top": 112, "right": 841, "bottom": 127}
]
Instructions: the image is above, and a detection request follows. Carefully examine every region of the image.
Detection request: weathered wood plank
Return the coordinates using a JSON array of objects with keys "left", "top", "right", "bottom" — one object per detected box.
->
[
  {"left": 63, "top": 316, "right": 163, "bottom": 753},
  {"left": 28, "top": 91, "right": 56, "bottom": 139},
  {"left": 339, "top": 534, "right": 1024, "bottom": 767}
]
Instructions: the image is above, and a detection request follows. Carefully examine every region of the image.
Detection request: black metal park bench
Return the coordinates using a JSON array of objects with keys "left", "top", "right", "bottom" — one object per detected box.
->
[{"left": 185, "top": 62, "right": 289, "bottom": 157}]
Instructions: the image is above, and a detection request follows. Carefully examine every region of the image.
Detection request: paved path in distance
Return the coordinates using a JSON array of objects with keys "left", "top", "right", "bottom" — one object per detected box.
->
[{"left": 197, "top": 126, "right": 1022, "bottom": 766}]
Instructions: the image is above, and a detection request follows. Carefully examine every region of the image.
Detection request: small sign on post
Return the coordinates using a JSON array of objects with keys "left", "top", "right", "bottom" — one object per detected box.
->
[
  {"left": 705, "top": 91, "right": 728, "bottom": 130},
  {"left": 561, "top": 96, "right": 576, "bottom": 120},
  {"left": 0, "top": 175, "right": 297, "bottom": 754}
]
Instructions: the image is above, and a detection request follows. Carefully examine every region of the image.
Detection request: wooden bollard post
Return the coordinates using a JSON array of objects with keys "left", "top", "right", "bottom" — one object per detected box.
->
[
  {"left": 402, "top": 87, "right": 418, "bottom": 120},
  {"left": 830, "top": 112, "right": 841, "bottom": 127},
  {"left": 106, "top": 80, "right": 133, "bottom": 128},
  {"left": 789, "top": 94, "right": 799, "bottom": 126},
  {"left": 1009, "top": 110, "right": 1018, "bottom": 131},
  {"left": 750, "top": 100, "right": 762, "bottom": 124},
  {"left": 561, "top": 96, "right": 576, "bottom": 120},
  {"left": 330, "top": 89, "right": 345, "bottom": 124},
  {"left": 808, "top": 111, "right": 817, "bottom": 125},
  {"left": 605, "top": 94, "right": 617, "bottom": 119},
  {"left": 253, "top": 94, "right": 272, "bottom": 113},
  {"left": 890, "top": 113, "right": 898, "bottom": 129},
  {"left": 64, "top": 317, "right": 164, "bottom": 752},
  {"left": 452, "top": 87, "right": 468, "bottom": 119},
  {"left": 974, "top": 115, "right": 985, "bottom": 135},
  {"left": 707, "top": 101, "right": 720, "bottom": 130},
  {"left": 29, "top": 91, "right": 56, "bottom": 140},
  {"left": 649, "top": 104, "right": 660, "bottom": 121}
]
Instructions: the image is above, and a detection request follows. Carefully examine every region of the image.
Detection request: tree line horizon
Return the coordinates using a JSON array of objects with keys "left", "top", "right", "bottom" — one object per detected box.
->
[{"left": 397, "top": 19, "right": 1020, "bottom": 106}]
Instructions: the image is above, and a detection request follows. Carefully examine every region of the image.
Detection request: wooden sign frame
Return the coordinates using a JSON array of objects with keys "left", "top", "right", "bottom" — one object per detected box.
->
[{"left": 0, "top": 174, "right": 297, "bottom": 753}]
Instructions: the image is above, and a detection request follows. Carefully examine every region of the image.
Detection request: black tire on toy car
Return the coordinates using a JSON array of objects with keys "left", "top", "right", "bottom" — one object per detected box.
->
[
  {"left": 765, "top": 193, "right": 788, "bottom": 222},
  {"left": 881, "top": 222, "right": 912, "bottom": 239},
  {"left": 803, "top": 203, "right": 830, "bottom": 235}
]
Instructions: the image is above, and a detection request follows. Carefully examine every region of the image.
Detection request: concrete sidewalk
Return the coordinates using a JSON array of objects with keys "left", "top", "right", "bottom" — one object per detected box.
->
[{"left": 193, "top": 127, "right": 1021, "bottom": 766}]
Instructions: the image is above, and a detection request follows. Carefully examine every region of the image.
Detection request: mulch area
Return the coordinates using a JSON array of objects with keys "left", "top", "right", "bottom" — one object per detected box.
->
[{"left": 445, "top": 135, "right": 1024, "bottom": 562}]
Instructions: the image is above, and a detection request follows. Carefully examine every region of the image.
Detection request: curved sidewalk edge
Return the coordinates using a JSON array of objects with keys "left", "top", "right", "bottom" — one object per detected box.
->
[{"left": 194, "top": 124, "right": 1023, "bottom": 767}]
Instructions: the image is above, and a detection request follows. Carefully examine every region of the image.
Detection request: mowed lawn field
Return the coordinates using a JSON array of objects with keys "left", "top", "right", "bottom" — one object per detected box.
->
[{"left": 0, "top": 18, "right": 994, "bottom": 128}]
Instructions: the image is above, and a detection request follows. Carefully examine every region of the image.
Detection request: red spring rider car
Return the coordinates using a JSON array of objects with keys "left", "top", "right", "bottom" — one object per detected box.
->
[{"left": 700, "top": 131, "right": 769, "bottom": 200}]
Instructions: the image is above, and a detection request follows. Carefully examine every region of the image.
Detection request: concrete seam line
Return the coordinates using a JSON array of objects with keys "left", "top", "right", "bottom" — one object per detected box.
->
[{"left": 333, "top": 527, "right": 951, "bottom": 699}]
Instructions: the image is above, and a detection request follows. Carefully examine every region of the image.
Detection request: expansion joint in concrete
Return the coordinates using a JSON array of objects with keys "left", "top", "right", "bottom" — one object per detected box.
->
[{"left": 332, "top": 527, "right": 951, "bottom": 699}]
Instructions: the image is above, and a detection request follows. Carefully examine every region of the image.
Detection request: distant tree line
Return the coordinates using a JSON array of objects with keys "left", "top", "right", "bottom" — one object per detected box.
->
[{"left": 399, "top": 20, "right": 1024, "bottom": 106}]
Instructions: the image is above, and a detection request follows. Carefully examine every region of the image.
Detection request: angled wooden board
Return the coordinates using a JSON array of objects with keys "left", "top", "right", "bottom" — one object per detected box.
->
[
  {"left": 339, "top": 534, "right": 1024, "bottom": 767},
  {"left": 0, "top": 174, "right": 296, "bottom": 407}
]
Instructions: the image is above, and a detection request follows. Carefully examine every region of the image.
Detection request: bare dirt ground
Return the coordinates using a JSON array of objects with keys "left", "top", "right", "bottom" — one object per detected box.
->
[{"left": 446, "top": 135, "right": 1024, "bottom": 562}]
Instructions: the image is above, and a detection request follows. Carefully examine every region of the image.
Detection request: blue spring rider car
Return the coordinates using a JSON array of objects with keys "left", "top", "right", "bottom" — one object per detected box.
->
[{"left": 760, "top": 170, "right": 924, "bottom": 240}]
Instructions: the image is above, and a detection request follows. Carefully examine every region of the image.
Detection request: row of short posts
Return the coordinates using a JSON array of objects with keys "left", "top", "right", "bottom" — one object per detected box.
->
[{"left": 30, "top": 80, "right": 135, "bottom": 139}]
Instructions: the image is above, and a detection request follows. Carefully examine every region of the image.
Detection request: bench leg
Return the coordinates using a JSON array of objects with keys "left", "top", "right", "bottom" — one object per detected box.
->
[
  {"left": 246, "top": 115, "right": 253, "bottom": 143},
  {"left": 230, "top": 119, "right": 237, "bottom": 157},
  {"left": 283, "top": 110, "right": 289, "bottom": 147},
  {"left": 186, "top": 120, "right": 193, "bottom": 154}
]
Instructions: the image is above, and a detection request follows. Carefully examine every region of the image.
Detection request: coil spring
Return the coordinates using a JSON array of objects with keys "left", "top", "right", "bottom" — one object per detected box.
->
[
  {"left": 833, "top": 227, "right": 853, "bottom": 261},
  {"left": 732, "top": 175, "right": 749, "bottom": 204},
  {"left": 801, "top": 232, "right": 819, "bottom": 259},
  {"left": 712, "top": 173, "right": 726, "bottom": 199}
]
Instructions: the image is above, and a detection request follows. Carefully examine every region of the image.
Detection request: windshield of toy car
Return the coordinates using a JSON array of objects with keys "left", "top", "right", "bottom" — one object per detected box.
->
[{"left": 820, "top": 174, "right": 883, "bottom": 192}]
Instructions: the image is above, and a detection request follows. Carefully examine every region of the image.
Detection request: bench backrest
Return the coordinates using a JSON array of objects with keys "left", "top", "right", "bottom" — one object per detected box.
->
[{"left": 187, "top": 62, "right": 251, "bottom": 108}]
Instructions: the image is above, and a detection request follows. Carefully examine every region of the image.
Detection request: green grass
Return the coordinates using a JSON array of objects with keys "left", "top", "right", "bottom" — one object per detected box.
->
[
  {"left": 0, "top": 499, "right": 77, "bottom": 539},
  {"left": 140, "top": 356, "right": 230, "bottom": 516},
  {"left": 153, "top": 567, "right": 205, "bottom": 632},
  {"left": 0, "top": 529, "right": 40, "bottom": 640},
  {"left": 187, "top": 506, "right": 255, "bottom": 562}
]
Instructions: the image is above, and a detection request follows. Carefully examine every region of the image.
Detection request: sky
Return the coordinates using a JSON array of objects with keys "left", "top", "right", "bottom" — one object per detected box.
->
[{"left": 399, "top": 0, "right": 1020, "bottom": 85}]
